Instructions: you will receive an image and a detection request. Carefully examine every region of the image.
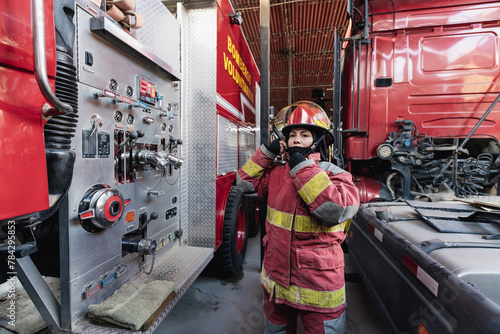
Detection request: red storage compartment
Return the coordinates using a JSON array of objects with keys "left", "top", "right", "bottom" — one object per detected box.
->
[{"left": 0, "top": 0, "right": 56, "bottom": 219}]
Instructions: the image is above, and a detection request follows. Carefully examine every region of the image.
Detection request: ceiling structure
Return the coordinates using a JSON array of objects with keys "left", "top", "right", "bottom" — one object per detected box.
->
[
  {"left": 231, "top": 0, "right": 350, "bottom": 116},
  {"left": 163, "top": 0, "right": 351, "bottom": 116}
]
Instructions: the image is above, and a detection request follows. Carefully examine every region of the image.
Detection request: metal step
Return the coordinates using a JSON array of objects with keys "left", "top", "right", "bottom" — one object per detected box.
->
[{"left": 72, "top": 245, "right": 213, "bottom": 333}]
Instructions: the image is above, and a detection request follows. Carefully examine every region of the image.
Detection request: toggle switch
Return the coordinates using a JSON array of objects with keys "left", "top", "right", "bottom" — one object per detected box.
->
[{"left": 85, "top": 51, "right": 94, "bottom": 66}]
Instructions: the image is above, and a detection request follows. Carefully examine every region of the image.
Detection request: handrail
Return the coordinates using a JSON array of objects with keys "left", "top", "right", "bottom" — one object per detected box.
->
[{"left": 32, "top": 0, "right": 74, "bottom": 115}]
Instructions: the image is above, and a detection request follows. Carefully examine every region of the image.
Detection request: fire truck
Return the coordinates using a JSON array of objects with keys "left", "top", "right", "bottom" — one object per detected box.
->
[
  {"left": 336, "top": 0, "right": 500, "bottom": 333},
  {"left": 0, "top": 0, "right": 260, "bottom": 332},
  {"left": 334, "top": 0, "right": 500, "bottom": 202}
]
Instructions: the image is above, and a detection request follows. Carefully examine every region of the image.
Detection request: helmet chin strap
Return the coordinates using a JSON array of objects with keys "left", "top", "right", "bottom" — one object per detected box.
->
[{"left": 301, "top": 133, "right": 326, "bottom": 157}]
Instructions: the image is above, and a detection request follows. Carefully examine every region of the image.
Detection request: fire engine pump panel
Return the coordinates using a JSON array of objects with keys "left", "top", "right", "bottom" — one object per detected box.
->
[
  {"left": 0, "top": 0, "right": 249, "bottom": 332},
  {"left": 69, "top": 0, "right": 188, "bottom": 325}
]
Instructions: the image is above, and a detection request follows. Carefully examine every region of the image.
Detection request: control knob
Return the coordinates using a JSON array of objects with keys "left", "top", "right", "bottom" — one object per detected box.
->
[{"left": 78, "top": 185, "right": 125, "bottom": 233}]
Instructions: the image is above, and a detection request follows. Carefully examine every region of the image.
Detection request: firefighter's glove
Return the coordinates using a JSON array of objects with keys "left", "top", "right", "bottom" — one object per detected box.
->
[
  {"left": 265, "top": 139, "right": 281, "bottom": 155},
  {"left": 288, "top": 152, "right": 306, "bottom": 169}
]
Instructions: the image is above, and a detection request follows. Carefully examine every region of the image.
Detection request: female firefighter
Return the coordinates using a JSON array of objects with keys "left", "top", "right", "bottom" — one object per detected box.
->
[{"left": 237, "top": 101, "right": 360, "bottom": 334}]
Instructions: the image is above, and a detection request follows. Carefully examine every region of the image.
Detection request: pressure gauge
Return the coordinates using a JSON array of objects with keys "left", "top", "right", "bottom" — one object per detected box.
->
[
  {"left": 109, "top": 79, "right": 118, "bottom": 92},
  {"left": 126, "top": 86, "right": 134, "bottom": 97},
  {"left": 161, "top": 123, "right": 167, "bottom": 131},
  {"left": 114, "top": 111, "right": 123, "bottom": 123},
  {"left": 126, "top": 114, "right": 135, "bottom": 125}
]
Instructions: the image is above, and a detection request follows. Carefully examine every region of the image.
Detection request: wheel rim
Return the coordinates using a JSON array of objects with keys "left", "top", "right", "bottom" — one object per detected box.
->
[
  {"left": 235, "top": 204, "right": 246, "bottom": 253},
  {"left": 254, "top": 200, "right": 260, "bottom": 222}
]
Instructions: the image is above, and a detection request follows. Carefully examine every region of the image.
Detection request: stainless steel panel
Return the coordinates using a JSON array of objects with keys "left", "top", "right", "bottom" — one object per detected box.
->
[
  {"left": 77, "top": 8, "right": 180, "bottom": 101},
  {"left": 74, "top": 0, "right": 180, "bottom": 80},
  {"left": 178, "top": 3, "right": 217, "bottom": 248},
  {"left": 217, "top": 115, "right": 239, "bottom": 175},
  {"left": 68, "top": 254, "right": 123, "bottom": 319},
  {"left": 66, "top": 3, "right": 183, "bottom": 325}
]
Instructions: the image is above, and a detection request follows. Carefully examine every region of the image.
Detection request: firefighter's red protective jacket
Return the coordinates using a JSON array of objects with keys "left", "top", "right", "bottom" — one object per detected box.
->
[{"left": 237, "top": 145, "right": 360, "bottom": 313}]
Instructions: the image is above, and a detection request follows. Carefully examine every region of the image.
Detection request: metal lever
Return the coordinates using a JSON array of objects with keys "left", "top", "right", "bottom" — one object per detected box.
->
[
  {"left": 93, "top": 92, "right": 106, "bottom": 99},
  {"left": 166, "top": 154, "right": 184, "bottom": 169},
  {"left": 159, "top": 111, "right": 176, "bottom": 118},
  {"left": 32, "top": 0, "right": 73, "bottom": 116},
  {"left": 141, "top": 212, "right": 158, "bottom": 230},
  {"left": 147, "top": 190, "right": 165, "bottom": 197},
  {"left": 93, "top": 90, "right": 117, "bottom": 100},
  {"left": 128, "top": 102, "right": 148, "bottom": 110},
  {"left": 117, "top": 130, "right": 144, "bottom": 152}
]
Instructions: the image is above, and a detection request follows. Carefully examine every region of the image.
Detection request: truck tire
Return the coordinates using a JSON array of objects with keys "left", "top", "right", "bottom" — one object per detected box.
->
[
  {"left": 245, "top": 197, "right": 261, "bottom": 238},
  {"left": 212, "top": 185, "right": 248, "bottom": 278}
]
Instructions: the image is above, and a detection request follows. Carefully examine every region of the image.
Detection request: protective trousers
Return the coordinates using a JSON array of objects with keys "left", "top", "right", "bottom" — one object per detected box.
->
[{"left": 263, "top": 290, "right": 346, "bottom": 334}]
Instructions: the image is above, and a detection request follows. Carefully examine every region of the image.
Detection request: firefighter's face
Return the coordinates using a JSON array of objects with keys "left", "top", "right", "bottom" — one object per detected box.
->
[{"left": 288, "top": 128, "right": 313, "bottom": 148}]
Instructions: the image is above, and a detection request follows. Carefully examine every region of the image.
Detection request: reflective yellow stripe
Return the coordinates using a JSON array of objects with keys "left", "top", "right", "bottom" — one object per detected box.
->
[
  {"left": 242, "top": 159, "right": 265, "bottom": 179},
  {"left": 267, "top": 207, "right": 293, "bottom": 231},
  {"left": 295, "top": 217, "right": 350, "bottom": 233},
  {"left": 261, "top": 269, "right": 276, "bottom": 298},
  {"left": 267, "top": 207, "right": 350, "bottom": 233},
  {"left": 293, "top": 214, "right": 318, "bottom": 232},
  {"left": 344, "top": 219, "right": 352, "bottom": 232},
  {"left": 297, "top": 172, "right": 331, "bottom": 205},
  {"left": 261, "top": 269, "right": 345, "bottom": 309}
]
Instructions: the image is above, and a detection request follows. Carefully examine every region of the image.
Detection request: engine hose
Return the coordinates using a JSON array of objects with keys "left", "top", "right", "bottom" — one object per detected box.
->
[
  {"left": 32, "top": 49, "right": 79, "bottom": 223},
  {"left": 44, "top": 51, "right": 78, "bottom": 149},
  {"left": 386, "top": 172, "right": 397, "bottom": 200}
]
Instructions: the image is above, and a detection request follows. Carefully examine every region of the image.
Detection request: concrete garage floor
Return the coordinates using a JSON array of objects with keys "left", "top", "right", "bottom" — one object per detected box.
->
[{"left": 157, "top": 234, "right": 391, "bottom": 334}]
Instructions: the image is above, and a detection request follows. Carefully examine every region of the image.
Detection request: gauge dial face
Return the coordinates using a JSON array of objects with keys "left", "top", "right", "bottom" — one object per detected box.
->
[
  {"left": 114, "top": 111, "right": 123, "bottom": 123},
  {"left": 126, "top": 86, "right": 134, "bottom": 97},
  {"left": 109, "top": 79, "right": 118, "bottom": 91},
  {"left": 161, "top": 123, "right": 167, "bottom": 131},
  {"left": 168, "top": 124, "right": 174, "bottom": 133},
  {"left": 126, "top": 113, "right": 135, "bottom": 125}
]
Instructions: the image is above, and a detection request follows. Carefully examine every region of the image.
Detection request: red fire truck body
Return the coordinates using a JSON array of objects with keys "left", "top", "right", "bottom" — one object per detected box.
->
[
  {"left": 0, "top": 0, "right": 57, "bottom": 219},
  {"left": 341, "top": 1, "right": 500, "bottom": 333},
  {"left": 340, "top": 0, "right": 500, "bottom": 203},
  {"left": 215, "top": 0, "right": 260, "bottom": 250}
]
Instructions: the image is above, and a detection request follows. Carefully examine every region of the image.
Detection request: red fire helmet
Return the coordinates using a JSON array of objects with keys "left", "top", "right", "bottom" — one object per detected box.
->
[{"left": 275, "top": 101, "right": 334, "bottom": 145}]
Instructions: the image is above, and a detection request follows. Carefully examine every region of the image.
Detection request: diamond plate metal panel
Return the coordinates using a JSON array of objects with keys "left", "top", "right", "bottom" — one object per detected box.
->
[
  {"left": 72, "top": 245, "right": 213, "bottom": 333},
  {"left": 217, "top": 115, "right": 239, "bottom": 175},
  {"left": 239, "top": 127, "right": 256, "bottom": 169},
  {"left": 178, "top": 3, "right": 217, "bottom": 248},
  {"left": 135, "top": 0, "right": 180, "bottom": 73}
]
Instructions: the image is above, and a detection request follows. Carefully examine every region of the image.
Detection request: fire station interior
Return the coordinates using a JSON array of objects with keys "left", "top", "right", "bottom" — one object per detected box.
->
[
  {"left": 3, "top": 0, "right": 500, "bottom": 333},
  {"left": 156, "top": 3, "right": 387, "bottom": 333}
]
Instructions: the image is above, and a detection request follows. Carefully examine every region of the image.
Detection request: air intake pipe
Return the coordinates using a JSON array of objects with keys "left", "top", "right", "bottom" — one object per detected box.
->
[{"left": 23, "top": 0, "right": 79, "bottom": 225}]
